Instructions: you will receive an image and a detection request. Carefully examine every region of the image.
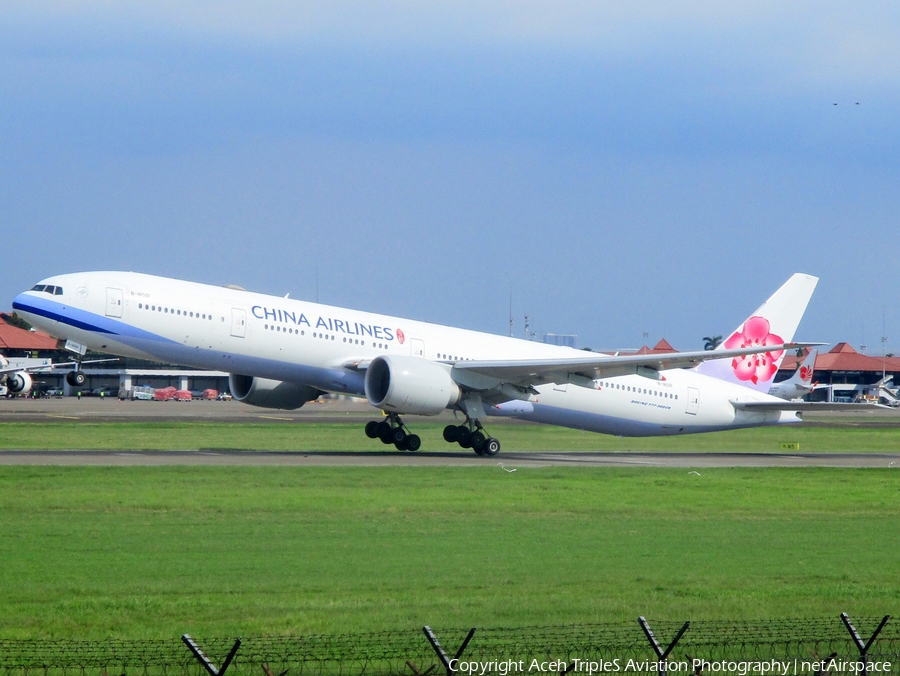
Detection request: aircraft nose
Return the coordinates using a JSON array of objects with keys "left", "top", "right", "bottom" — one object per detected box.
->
[{"left": 11, "top": 291, "right": 30, "bottom": 313}]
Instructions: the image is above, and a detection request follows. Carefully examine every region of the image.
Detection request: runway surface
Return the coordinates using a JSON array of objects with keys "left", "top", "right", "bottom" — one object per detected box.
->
[
  {"left": 1, "top": 449, "right": 897, "bottom": 467},
  {"left": 3, "top": 397, "right": 900, "bottom": 426},
  {"left": 2, "top": 397, "right": 898, "bottom": 467}
]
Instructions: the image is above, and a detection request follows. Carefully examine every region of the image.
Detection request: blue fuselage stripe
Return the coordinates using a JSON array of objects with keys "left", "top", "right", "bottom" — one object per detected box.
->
[{"left": 13, "top": 300, "right": 115, "bottom": 335}]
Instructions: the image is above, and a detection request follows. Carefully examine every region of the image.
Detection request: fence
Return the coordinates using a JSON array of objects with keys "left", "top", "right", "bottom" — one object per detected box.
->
[{"left": 0, "top": 615, "right": 895, "bottom": 676}]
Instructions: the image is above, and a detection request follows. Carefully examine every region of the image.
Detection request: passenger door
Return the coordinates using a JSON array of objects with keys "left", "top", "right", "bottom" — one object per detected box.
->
[
  {"left": 230, "top": 308, "right": 247, "bottom": 338},
  {"left": 686, "top": 387, "right": 700, "bottom": 415},
  {"left": 411, "top": 338, "right": 425, "bottom": 357},
  {"left": 105, "top": 288, "right": 123, "bottom": 318}
]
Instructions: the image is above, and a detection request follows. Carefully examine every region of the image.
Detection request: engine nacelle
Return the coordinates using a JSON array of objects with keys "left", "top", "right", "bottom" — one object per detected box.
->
[
  {"left": 6, "top": 372, "right": 33, "bottom": 394},
  {"left": 365, "top": 355, "right": 461, "bottom": 416},
  {"left": 228, "top": 374, "right": 322, "bottom": 410}
]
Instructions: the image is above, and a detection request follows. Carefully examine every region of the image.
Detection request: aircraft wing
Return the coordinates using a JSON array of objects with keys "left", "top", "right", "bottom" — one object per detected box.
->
[
  {"left": 0, "top": 358, "right": 117, "bottom": 376},
  {"left": 0, "top": 363, "right": 61, "bottom": 376},
  {"left": 731, "top": 401, "right": 893, "bottom": 412},
  {"left": 451, "top": 342, "right": 825, "bottom": 389}
]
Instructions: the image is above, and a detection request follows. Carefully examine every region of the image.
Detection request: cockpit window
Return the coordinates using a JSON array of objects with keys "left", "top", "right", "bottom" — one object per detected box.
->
[{"left": 29, "top": 284, "right": 63, "bottom": 295}]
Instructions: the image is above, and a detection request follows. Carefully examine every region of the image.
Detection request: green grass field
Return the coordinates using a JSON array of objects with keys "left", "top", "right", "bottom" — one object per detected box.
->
[
  {"left": 0, "top": 465, "right": 897, "bottom": 638},
  {"left": 0, "top": 420, "right": 899, "bottom": 452}
]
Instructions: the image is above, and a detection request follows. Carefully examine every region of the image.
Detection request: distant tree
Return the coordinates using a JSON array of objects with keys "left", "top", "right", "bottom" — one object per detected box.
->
[
  {"left": 702, "top": 335, "right": 722, "bottom": 351},
  {"left": 1, "top": 312, "right": 32, "bottom": 331}
]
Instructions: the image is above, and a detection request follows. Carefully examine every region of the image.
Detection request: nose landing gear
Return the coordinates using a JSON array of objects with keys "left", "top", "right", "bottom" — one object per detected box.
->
[
  {"left": 66, "top": 370, "right": 86, "bottom": 387},
  {"left": 443, "top": 419, "right": 500, "bottom": 456},
  {"left": 365, "top": 413, "right": 421, "bottom": 452}
]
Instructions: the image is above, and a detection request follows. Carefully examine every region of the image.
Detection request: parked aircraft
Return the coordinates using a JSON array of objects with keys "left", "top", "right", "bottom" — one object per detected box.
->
[
  {"left": 768, "top": 350, "right": 817, "bottom": 400},
  {"left": 0, "top": 355, "right": 114, "bottom": 396},
  {"left": 13, "top": 271, "right": 846, "bottom": 455}
]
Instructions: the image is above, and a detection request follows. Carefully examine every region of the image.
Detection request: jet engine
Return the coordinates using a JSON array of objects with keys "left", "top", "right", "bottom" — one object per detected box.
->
[
  {"left": 365, "top": 355, "right": 461, "bottom": 416},
  {"left": 228, "top": 374, "right": 322, "bottom": 410},
  {"left": 6, "top": 372, "right": 33, "bottom": 394}
]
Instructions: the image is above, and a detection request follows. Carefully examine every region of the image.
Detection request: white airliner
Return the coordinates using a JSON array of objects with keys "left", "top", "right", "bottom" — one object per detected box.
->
[
  {"left": 11, "top": 271, "right": 847, "bottom": 455},
  {"left": 768, "top": 350, "right": 817, "bottom": 400}
]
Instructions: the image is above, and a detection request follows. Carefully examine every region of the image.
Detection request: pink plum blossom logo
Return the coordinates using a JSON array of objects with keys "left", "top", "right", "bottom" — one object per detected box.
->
[
  {"left": 724, "top": 316, "right": 784, "bottom": 385},
  {"left": 396, "top": 328, "right": 405, "bottom": 345},
  {"left": 798, "top": 365, "right": 813, "bottom": 382}
]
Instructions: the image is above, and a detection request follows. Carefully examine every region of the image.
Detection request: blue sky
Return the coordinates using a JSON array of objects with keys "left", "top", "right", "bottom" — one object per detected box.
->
[{"left": 2, "top": 2, "right": 899, "bottom": 353}]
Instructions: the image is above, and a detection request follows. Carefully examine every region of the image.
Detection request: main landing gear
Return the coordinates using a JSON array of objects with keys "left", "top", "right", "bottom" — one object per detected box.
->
[
  {"left": 443, "top": 419, "right": 500, "bottom": 456},
  {"left": 364, "top": 413, "right": 421, "bottom": 452}
]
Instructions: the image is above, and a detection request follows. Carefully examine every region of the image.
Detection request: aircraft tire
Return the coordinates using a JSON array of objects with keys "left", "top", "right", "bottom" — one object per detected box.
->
[
  {"left": 442, "top": 425, "right": 458, "bottom": 443},
  {"left": 67, "top": 371, "right": 86, "bottom": 387},
  {"left": 470, "top": 431, "right": 487, "bottom": 453},
  {"left": 391, "top": 428, "right": 407, "bottom": 445},
  {"left": 394, "top": 437, "right": 408, "bottom": 451},
  {"left": 482, "top": 438, "right": 501, "bottom": 456},
  {"left": 379, "top": 424, "right": 394, "bottom": 444},
  {"left": 405, "top": 434, "right": 421, "bottom": 452},
  {"left": 365, "top": 421, "right": 380, "bottom": 438},
  {"left": 456, "top": 427, "right": 472, "bottom": 448}
]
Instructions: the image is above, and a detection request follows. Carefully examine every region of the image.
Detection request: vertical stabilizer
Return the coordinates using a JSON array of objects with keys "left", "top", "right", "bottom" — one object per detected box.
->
[
  {"left": 768, "top": 349, "right": 817, "bottom": 399},
  {"left": 696, "top": 273, "right": 818, "bottom": 392}
]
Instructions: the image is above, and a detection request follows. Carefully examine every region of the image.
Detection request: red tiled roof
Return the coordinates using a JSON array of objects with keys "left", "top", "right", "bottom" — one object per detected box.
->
[
  {"left": 0, "top": 318, "right": 58, "bottom": 350},
  {"left": 780, "top": 342, "right": 900, "bottom": 373},
  {"left": 634, "top": 339, "right": 679, "bottom": 355}
]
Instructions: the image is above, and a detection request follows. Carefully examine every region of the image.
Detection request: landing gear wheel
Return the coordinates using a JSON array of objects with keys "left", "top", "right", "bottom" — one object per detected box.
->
[
  {"left": 391, "top": 427, "right": 407, "bottom": 446},
  {"left": 456, "top": 427, "right": 472, "bottom": 449},
  {"left": 443, "top": 425, "right": 459, "bottom": 443},
  {"left": 405, "top": 434, "right": 421, "bottom": 452},
  {"left": 470, "top": 431, "right": 487, "bottom": 454},
  {"left": 378, "top": 422, "right": 394, "bottom": 444},
  {"left": 482, "top": 438, "right": 501, "bottom": 456},
  {"left": 365, "top": 421, "right": 380, "bottom": 439},
  {"left": 66, "top": 371, "right": 86, "bottom": 387}
]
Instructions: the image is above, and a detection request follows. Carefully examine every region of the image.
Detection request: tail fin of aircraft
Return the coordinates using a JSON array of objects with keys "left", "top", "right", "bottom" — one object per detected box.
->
[
  {"left": 791, "top": 349, "right": 817, "bottom": 387},
  {"left": 695, "top": 273, "right": 819, "bottom": 392}
]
